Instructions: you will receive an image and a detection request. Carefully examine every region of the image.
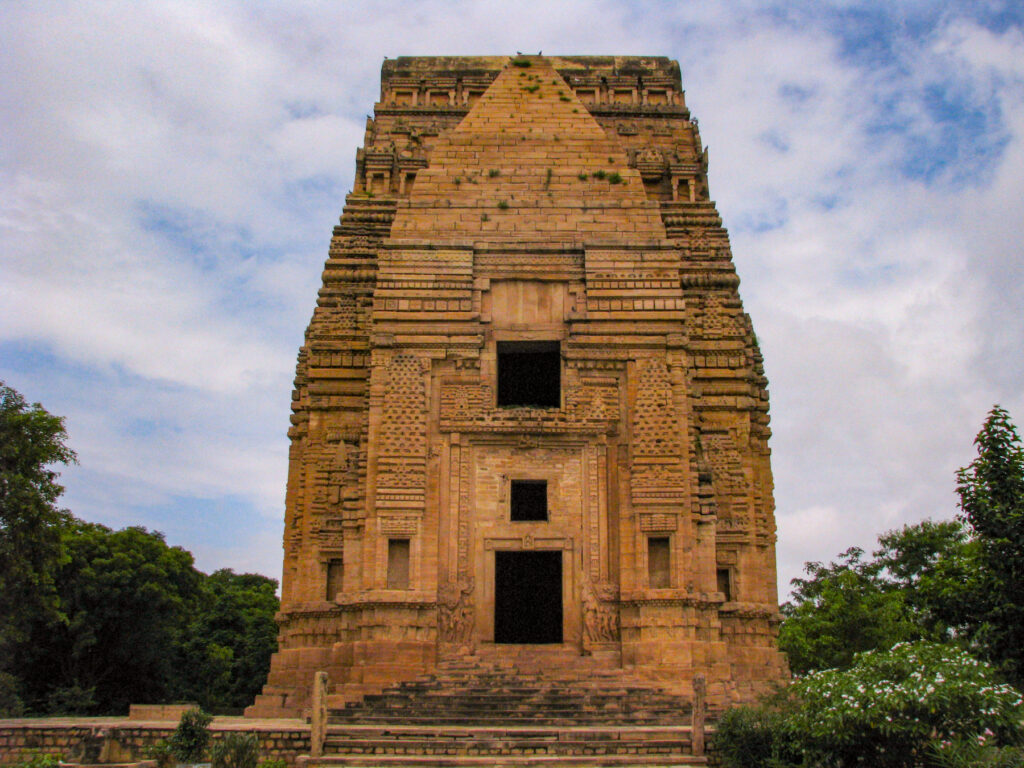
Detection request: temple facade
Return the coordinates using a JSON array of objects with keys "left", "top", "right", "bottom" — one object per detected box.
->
[{"left": 247, "top": 55, "right": 787, "bottom": 718}]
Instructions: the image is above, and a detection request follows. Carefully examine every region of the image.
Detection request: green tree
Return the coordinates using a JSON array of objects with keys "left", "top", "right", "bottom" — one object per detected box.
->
[
  {"left": 0, "top": 382, "right": 76, "bottom": 714},
  {"left": 957, "top": 405, "right": 1024, "bottom": 685},
  {"left": 779, "top": 521, "right": 978, "bottom": 674},
  {"left": 176, "top": 569, "right": 279, "bottom": 711},
  {"left": 19, "top": 521, "right": 203, "bottom": 713},
  {"left": 779, "top": 547, "right": 920, "bottom": 674},
  {"left": 874, "top": 518, "right": 982, "bottom": 643}
]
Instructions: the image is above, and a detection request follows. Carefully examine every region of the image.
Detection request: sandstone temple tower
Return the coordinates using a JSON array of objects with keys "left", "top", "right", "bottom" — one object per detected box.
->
[{"left": 248, "top": 56, "right": 787, "bottom": 718}]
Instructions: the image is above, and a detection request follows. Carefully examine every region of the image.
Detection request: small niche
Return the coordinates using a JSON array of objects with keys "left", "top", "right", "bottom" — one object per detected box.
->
[
  {"left": 717, "top": 568, "right": 733, "bottom": 601},
  {"left": 387, "top": 539, "right": 410, "bottom": 590},
  {"left": 648, "top": 537, "right": 671, "bottom": 588},
  {"left": 326, "top": 558, "right": 344, "bottom": 601}
]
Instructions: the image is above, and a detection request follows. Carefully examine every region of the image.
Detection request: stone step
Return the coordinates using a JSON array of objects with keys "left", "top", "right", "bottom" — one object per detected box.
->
[
  {"left": 322, "top": 739, "right": 691, "bottom": 754},
  {"left": 328, "top": 715, "right": 686, "bottom": 726},
  {"left": 335, "top": 696, "right": 687, "bottom": 709},
  {"left": 300, "top": 756, "right": 708, "bottom": 767},
  {"left": 324, "top": 725, "right": 695, "bottom": 740}
]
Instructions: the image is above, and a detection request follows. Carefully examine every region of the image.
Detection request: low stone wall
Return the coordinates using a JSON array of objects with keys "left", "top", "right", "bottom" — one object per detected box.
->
[{"left": 0, "top": 718, "right": 309, "bottom": 767}]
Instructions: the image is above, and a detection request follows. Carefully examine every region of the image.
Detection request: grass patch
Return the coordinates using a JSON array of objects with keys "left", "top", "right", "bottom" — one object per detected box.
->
[
  {"left": 578, "top": 172, "right": 588, "bottom": 181},
  {"left": 496, "top": 200, "right": 510, "bottom": 210},
  {"left": 608, "top": 172, "right": 623, "bottom": 184},
  {"left": 512, "top": 58, "right": 531, "bottom": 68},
  {"left": 592, "top": 169, "right": 607, "bottom": 180},
  {"left": 488, "top": 169, "right": 500, "bottom": 178}
]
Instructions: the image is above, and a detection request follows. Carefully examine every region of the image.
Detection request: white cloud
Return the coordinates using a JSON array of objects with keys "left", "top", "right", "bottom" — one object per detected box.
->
[{"left": 2, "top": 2, "right": 1022, "bottom": 597}]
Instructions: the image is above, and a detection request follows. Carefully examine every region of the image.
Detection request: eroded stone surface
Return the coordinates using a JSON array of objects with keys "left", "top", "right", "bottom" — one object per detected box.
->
[{"left": 247, "top": 55, "right": 788, "bottom": 720}]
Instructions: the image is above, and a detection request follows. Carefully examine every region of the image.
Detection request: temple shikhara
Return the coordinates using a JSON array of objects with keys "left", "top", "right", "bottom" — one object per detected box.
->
[{"left": 248, "top": 55, "right": 787, "bottom": 723}]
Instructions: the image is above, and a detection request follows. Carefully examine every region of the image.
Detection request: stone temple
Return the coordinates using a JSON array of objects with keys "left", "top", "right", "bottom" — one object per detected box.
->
[{"left": 248, "top": 55, "right": 787, "bottom": 721}]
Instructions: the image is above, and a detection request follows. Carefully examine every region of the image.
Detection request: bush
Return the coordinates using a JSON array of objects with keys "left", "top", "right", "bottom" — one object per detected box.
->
[
  {"left": 715, "top": 641, "right": 1024, "bottom": 768},
  {"left": 145, "top": 740, "right": 176, "bottom": 768},
  {"left": 0, "top": 671, "right": 24, "bottom": 717},
  {"left": 210, "top": 732, "right": 259, "bottom": 768},
  {"left": 786, "top": 642, "right": 1024, "bottom": 766},
  {"left": 715, "top": 704, "right": 799, "bottom": 768},
  {"left": 169, "top": 707, "right": 213, "bottom": 762},
  {"left": 928, "top": 737, "right": 1024, "bottom": 767},
  {"left": 14, "top": 754, "right": 60, "bottom": 768}
]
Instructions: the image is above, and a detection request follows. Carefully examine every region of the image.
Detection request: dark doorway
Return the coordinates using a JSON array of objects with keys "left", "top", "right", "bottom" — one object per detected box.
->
[{"left": 494, "top": 551, "right": 563, "bottom": 643}]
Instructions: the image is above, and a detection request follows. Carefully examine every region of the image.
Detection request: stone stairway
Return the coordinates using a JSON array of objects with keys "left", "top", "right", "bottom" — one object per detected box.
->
[{"left": 299, "top": 653, "right": 710, "bottom": 767}]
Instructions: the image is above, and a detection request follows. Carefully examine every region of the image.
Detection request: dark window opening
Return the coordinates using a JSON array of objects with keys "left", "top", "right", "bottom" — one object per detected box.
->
[
  {"left": 387, "top": 539, "right": 410, "bottom": 590},
  {"left": 497, "top": 341, "right": 560, "bottom": 407},
  {"left": 717, "top": 568, "right": 733, "bottom": 601},
  {"left": 648, "top": 537, "right": 671, "bottom": 588},
  {"left": 494, "top": 551, "right": 562, "bottom": 643},
  {"left": 326, "top": 558, "right": 344, "bottom": 601},
  {"left": 510, "top": 480, "right": 548, "bottom": 521}
]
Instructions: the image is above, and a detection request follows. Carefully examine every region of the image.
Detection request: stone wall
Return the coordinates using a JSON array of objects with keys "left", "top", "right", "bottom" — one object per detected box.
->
[{"left": 0, "top": 720, "right": 309, "bottom": 767}]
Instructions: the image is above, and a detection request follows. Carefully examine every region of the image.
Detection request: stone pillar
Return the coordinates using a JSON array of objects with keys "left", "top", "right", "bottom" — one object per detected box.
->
[
  {"left": 310, "top": 671, "right": 328, "bottom": 758},
  {"left": 691, "top": 673, "right": 706, "bottom": 757}
]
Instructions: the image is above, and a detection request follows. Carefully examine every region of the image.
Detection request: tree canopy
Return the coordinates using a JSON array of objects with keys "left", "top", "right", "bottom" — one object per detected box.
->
[
  {"left": 778, "top": 521, "right": 975, "bottom": 674},
  {"left": 956, "top": 404, "right": 1024, "bottom": 685},
  {"left": 781, "top": 405, "right": 1024, "bottom": 683},
  {"left": 14, "top": 521, "right": 281, "bottom": 715},
  {"left": 0, "top": 382, "right": 76, "bottom": 713},
  {"left": 0, "top": 381, "right": 279, "bottom": 716}
]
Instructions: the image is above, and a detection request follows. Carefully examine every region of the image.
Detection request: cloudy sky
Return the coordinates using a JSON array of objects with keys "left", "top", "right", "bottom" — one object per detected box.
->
[{"left": 2, "top": 1, "right": 1022, "bottom": 597}]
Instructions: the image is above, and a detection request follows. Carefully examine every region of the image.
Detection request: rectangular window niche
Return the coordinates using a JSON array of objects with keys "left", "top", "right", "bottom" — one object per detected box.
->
[
  {"left": 497, "top": 341, "right": 560, "bottom": 407},
  {"left": 326, "top": 558, "right": 344, "bottom": 601},
  {"left": 510, "top": 480, "right": 548, "bottom": 521},
  {"left": 648, "top": 537, "right": 671, "bottom": 588},
  {"left": 387, "top": 539, "right": 411, "bottom": 590}
]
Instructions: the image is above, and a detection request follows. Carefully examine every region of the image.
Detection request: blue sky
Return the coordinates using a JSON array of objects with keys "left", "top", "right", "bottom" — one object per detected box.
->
[{"left": 2, "top": 0, "right": 1023, "bottom": 595}]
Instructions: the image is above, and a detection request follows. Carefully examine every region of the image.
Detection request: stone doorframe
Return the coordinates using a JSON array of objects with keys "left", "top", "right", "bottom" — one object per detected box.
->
[{"left": 479, "top": 535, "right": 579, "bottom": 646}]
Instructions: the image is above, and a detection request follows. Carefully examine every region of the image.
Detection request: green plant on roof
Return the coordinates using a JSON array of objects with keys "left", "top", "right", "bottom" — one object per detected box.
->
[
  {"left": 559, "top": 96, "right": 571, "bottom": 102},
  {"left": 544, "top": 168, "right": 553, "bottom": 188},
  {"left": 578, "top": 172, "right": 588, "bottom": 181},
  {"left": 608, "top": 172, "right": 623, "bottom": 185},
  {"left": 454, "top": 176, "right": 462, "bottom": 186},
  {"left": 524, "top": 84, "right": 540, "bottom": 93},
  {"left": 512, "top": 58, "right": 531, "bottom": 68},
  {"left": 480, "top": 213, "right": 489, "bottom": 222},
  {"left": 572, "top": 108, "right": 579, "bottom": 113},
  {"left": 592, "top": 169, "right": 607, "bottom": 180},
  {"left": 488, "top": 169, "right": 500, "bottom": 178},
  {"left": 496, "top": 200, "right": 510, "bottom": 210}
]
